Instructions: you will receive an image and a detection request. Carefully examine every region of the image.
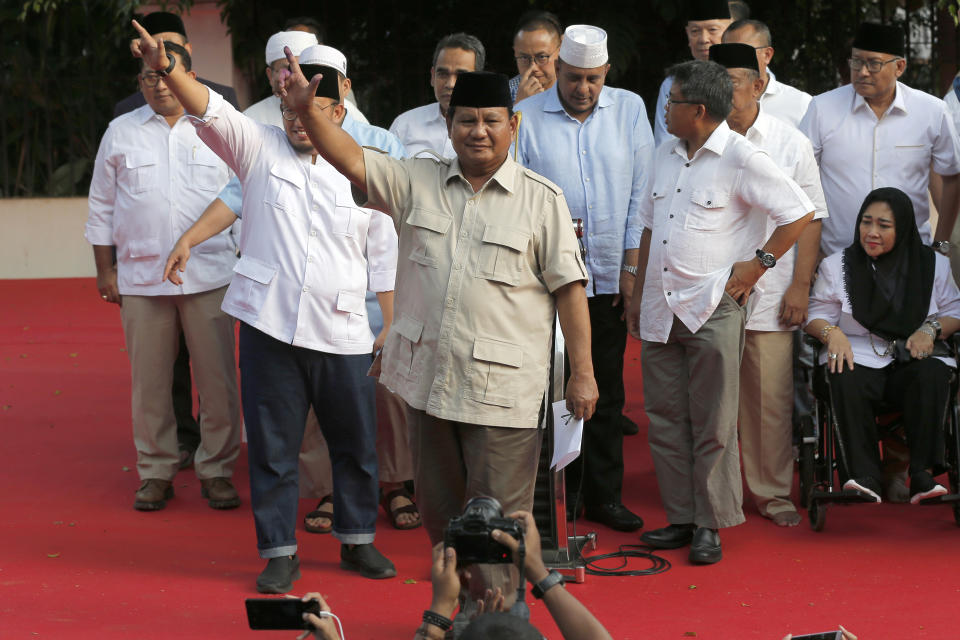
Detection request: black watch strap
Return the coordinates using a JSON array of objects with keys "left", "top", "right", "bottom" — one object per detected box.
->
[
  {"left": 531, "top": 570, "right": 565, "bottom": 599},
  {"left": 157, "top": 52, "right": 176, "bottom": 77}
]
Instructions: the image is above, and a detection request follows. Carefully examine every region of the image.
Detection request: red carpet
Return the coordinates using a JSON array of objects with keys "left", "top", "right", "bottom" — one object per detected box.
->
[{"left": 2, "top": 278, "right": 959, "bottom": 639}]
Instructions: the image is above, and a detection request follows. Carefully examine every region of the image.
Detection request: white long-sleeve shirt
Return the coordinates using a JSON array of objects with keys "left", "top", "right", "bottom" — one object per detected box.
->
[
  {"left": 190, "top": 89, "right": 397, "bottom": 354},
  {"left": 86, "top": 104, "right": 235, "bottom": 295}
]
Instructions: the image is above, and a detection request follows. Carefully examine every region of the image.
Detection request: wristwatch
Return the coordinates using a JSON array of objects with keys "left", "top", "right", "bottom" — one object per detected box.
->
[
  {"left": 755, "top": 248, "right": 776, "bottom": 269},
  {"left": 156, "top": 52, "right": 176, "bottom": 77},
  {"left": 925, "top": 318, "right": 943, "bottom": 339},
  {"left": 933, "top": 241, "right": 951, "bottom": 256},
  {"left": 531, "top": 570, "right": 565, "bottom": 599},
  {"left": 621, "top": 264, "right": 638, "bottom": 275}
]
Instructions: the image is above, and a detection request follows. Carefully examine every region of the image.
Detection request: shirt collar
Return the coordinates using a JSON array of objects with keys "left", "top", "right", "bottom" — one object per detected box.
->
[
  {"left": 136, "top": 103, "right": 159, "bottom": 125},
  {"left": 671, "top": 120, "right": 732, "bottom": 161},
  {"left": 763, "top": 68, "right": 781, "bottom": 97},
  {"left": 851, "top": 81, "right": 908, "bottom": 116},
  {"left": 430, "top": 102, "right": 446, "bottom": 124},
  {"left": 745, "top": 105, "right": 773, "bottom": 143},
  {"left": 445, "top": 153, "right": 518, "bottom": 194}
]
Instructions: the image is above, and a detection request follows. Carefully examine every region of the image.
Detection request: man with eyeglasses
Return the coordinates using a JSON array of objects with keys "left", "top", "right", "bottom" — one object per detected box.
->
[
  {"left": 800, "top": 22, "right": 960, "bottom": 258},
  {"left": 721, "top": 19, "right": 811, "bottom": 127},
  {"left": 653, "top": 0, "right": 750, "bottom": 147},
  {"left": 626, "top": 59, "right": 813, "bottom": 564},
  {"left": 87, "top": 42, "right": 243, "bottom": 513},
  {"left": 389, "top": 33, "right": 484, "bottom": 158},
  {"left": 515, "top": 25, "right": 653, "bottom": 533},
  {"left": 149, "top": 37, "right": 399, "bottom": 592},
  {"left": 508, "top": 10, "right": 563, "bottom": 104}
]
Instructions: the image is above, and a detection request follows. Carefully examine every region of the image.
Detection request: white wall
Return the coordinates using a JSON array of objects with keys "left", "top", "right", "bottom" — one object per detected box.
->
[{"left": 3, "top": 198, "right": 95, "bottom": 279}]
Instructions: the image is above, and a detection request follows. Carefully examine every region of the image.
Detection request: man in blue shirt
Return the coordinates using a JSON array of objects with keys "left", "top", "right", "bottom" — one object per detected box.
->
[{"left": 516, "top": 24, "right": 654, "bottom": 532}]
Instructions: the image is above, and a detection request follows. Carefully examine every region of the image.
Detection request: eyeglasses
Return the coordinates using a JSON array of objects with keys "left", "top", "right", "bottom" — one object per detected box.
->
[
  {"left": 667, "top": 98, "right": 701, "bottom": 106},
  {"left": 848, "top": 57, "right": 901, "bottom": 73},
  {"left": 515, "top": 48, "right": 559, "bottom": 67},
  {"left": 140, "top": 72, "right": 165, "bottom": 89},
  {"left": 280, "top": 102, "right": 337, "bottom": 121}
]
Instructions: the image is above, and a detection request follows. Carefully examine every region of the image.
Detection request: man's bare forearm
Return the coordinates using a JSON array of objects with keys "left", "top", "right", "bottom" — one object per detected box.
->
[
  {"left": 555, "top": 282, "right": 593, "bottom": 378},
  {"left": 763, "top": 212, "right": 814, "bottom": 259},
  {"left": 93, "top": 244, "right": 115, "bottom": 274},
  {"left": 791, "top": 219, "right": 821, "bottom": 287},
  {"left": 630, "top": 228, "right": 652, "bottom": 302},
  {"left": 179, "top": 198, "right": 238, "bottom": 248}
]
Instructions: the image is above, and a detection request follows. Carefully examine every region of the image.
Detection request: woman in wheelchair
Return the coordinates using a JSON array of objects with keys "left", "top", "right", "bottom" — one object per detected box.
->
[{"left": 804, "top": 187, "right": 960, "bottom": 504}]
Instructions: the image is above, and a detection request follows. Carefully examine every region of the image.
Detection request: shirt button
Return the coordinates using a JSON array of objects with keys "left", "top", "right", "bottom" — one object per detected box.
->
[
  {"left": 302, "top": 286, "right": 309, "bottom": 292},
  {"left": 454, "top": 263, "right": 463, "bottom": 270},
  {"left": 585, "top": 177, "right": 591, "bottom": 182},
  {"left": 310, "top": 230, "right": 317, "bottom": 237},
  {"left": 667, "top": 291, "right": 672, "bottom": 296},
  {"left": 676, "top": 188, "right": 681, "bottom": 193},
  {"left": 446, "top": 297, "right": 454, "bottom": 307},
  {"left": 662, "top": 240, "right": 667, "bottom": 244},
  {"left": 652, "top": 192, "right": 657, "bottom": 197},
  {"left": 311, "top": 182, "right": 319, "bottom": 189},
  {"left": 706, "top": 200, "right": 712, "bottom": 205},
  {"left": 669, "top": 214, "right": 674, "bottom": 219},
  {"left": 467, "top": 201, "right": 474, "bottom": 206},
  {"left": 581, "top": 150, "right": 587, "bottom": 155},
  {"left": 307, "top": 256, "right": 314, "bottom": 263},
  {"left": 684, "top": 163, "right": 690, "bottom": 167},
  {"left": 663, "top": 267, "right": 668, "bottom": 272},
  {"left": 460, "top": 231, "right": 468, "bottom": 238}
]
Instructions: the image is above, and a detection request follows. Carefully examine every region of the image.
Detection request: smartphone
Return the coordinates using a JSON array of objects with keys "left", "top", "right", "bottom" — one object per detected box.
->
[
  {"left": 792, "top": 632, "right": 842, "bottom": 640},
  {"left": 245, "top": 598, "right": 320, "bottom": 630}
]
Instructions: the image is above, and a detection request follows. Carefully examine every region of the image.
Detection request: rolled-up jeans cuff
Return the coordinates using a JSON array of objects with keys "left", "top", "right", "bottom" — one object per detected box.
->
[
  {"left": 259, "top": 544, "right": 298, "bottom": 559},
  {"left": 333, "top": 531, "right": 375, "bottom": 545}
]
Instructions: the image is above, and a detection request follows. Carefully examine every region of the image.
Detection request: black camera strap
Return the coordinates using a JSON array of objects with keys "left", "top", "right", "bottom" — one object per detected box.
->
[{"left": 508, "top": 538, "right": 531, "bottom": 620}]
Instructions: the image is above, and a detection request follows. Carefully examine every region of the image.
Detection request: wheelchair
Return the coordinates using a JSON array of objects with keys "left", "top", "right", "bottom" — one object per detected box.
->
[{"left": 796, "top": 334, "right": 960, "bottom": 531}]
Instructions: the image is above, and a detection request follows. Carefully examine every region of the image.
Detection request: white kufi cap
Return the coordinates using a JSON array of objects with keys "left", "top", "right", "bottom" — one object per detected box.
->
[
  {"left": 264, "top": 31, "right": 318, "bottom": 65},
  {"left": 298, "top": 44, "right": 348, "bottom": 76},
  {"left": 558, "top": 24, "right": 608, "bottom": 68}
]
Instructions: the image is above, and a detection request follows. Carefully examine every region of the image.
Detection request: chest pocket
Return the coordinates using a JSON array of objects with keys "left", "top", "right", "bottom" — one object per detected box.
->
[
  {"left": 684, "top": 189, "right": 729, "bottom": 232},
  {"left": 405, "top": 207, "right": 451, "bottom": 268},
  {"left": 189, "top": 147, "right": 223, "bottom": 192},
  {"left": 332, "top": 192, "right": 370, "bottom": 238},
  {"left": 263, "top": 164, "right": 304, "bottom": 213},
  {"left": 124, "top": 151, "right": 157, "bottom": 194},
  {"left": 476, "top": 225, "right": 530, "bottom": 286}
]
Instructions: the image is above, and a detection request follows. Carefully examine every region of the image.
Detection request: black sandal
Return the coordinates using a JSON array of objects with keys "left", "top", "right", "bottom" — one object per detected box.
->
[
  {"left": 380, "top": 487, "right": 421, "bottom": 530},
  {"left": 303, "top": 495, "right": 333, "bottom": 534}
]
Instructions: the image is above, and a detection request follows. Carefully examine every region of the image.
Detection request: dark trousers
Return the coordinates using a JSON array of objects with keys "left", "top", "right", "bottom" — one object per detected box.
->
[
  {"left": 566, "top": 294, "right": 627, "bottom": 507},
  {"left": 172, "top": 331, "right": 201, "bottom": 451},
  {"left": 238, "top": 323, "right": 378, "bottom": 557},
  {"left": 830, "top": 358, "right": 950, "bottom": 483}
]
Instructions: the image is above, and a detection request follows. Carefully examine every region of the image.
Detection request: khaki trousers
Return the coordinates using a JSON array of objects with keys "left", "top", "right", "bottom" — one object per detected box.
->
[
  {"left": 120, "top": 287, "right": 241, "bottom": 481},
  {"left": 641, "top": 294, "right": 746, "bottom": 529},
  {"left": 739, "top": 329, "right": 797, "bottom": 517},
  {"left": 299, "top": 382, "right": 414, "bottom": 498},
  {"left": 407, "top": 406, "right": 542, "bottom": 605}
]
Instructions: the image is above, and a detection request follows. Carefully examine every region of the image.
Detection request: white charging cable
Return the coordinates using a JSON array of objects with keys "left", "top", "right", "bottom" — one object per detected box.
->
[{"left": 317, "top": 611, "right": 345, "bottom": 639}]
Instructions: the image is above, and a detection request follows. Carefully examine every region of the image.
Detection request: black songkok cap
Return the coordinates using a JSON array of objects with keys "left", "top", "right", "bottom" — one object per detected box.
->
[
  {"left": 852, "top": 22, "right": 905, "bottom": 57},
  {"left": 299, "top": 64, "right": 341, "bottom": 101},
  {"left": 449, "top": 72, "right": 512, "bottom": 109},
  {"left": 709, "top": 43, "right": 759, "bottom": 73},
  {"left": 139, "top": 11, "right": 187, "bottom": 37},
  {"left": 688, "top": 0, "right": 731, "bottom": 21}
]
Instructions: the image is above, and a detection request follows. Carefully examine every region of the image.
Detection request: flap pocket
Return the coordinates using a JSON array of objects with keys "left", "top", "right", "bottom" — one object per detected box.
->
[
  {"left": 189, "top": 147, "right": 220, "bottom": 167},
  {"left": 482, "top": 225, "right": 530, "bottom": 252},
  {"left": 407, "top": 207, "right": 452, "bottom": 234},
  {"left": 336, "top": 191, "right": 361, "bottom": 208},
  {"left": 690, "top": 189, "right": 728, "bottom": 209},
  {"left": 233, "top": 255, "right": 278, "bottom": 285},
  {"left": 126, "top": 237, "right": 162, "bottom": 259},
  {"left": 268, "top": 163, "right": 305, "bottom": 189},
  {"left": 472, "top": 337, "right": 523, "bottom": 368},
  {"left": 394, "top": 313, "right": 424, "bottom": 343},
  {"left": 125, "top": 151, "right": 157, "bottom": 169},
  {"left": 336, "top": 290, "right": 366, "bottom": 315}
]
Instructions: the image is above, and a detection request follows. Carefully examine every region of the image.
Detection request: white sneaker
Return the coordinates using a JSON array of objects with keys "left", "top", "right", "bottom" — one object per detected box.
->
[{"left": 843, "top": 478, "right": 882, "bottom": 503}]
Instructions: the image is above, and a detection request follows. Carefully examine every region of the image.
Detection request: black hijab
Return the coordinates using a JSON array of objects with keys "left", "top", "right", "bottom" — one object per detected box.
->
[{"left": 842, "top": 187, "right": 935, "bottom": 341}]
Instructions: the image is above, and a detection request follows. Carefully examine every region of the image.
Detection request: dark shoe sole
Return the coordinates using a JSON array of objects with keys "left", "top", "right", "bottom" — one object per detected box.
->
[
  {"left": 340, "top": 558, "right": 397, "bottom": 579},
  {"left": 640, "top": 533, "right": 693, "bottom": 549},
  {"left": 689, "top": 547, "right": 722, "bottom": 564},
  {"left": 256, "top": 568, "right": 302, "bottom": 594},
  {"left": 133, "top": 486, "right": 174, "bottom": 511}
]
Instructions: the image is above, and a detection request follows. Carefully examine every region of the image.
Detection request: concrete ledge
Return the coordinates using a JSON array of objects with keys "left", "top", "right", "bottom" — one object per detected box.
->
[{"left": 4, "top": 197, "right": 96, "bottom": 279}]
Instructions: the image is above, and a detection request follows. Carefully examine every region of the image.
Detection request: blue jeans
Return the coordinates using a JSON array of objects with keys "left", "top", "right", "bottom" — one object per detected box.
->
[{"left": 238, "top": 323, "right": 378, "bottom": 558}]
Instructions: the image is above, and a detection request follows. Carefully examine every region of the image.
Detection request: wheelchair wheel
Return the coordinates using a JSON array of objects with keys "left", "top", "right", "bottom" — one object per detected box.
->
[
  {"left": 808, "top": 497, "right": 827, "bottom": 531},
  {"left": 798, "top": 415, "right": 816, "bottom": 509}
]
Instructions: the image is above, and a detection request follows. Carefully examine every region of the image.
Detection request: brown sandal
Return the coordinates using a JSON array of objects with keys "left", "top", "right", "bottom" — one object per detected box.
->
[
  {"left": 303, "top": 495, "right": 333, "bottom": 534},
  {"left": 380, "top": 487, "right": 421, "bottom": 530}
]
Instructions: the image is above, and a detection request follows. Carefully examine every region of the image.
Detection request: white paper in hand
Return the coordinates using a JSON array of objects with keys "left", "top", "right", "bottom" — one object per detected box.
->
[{"left": 551, "top": 399, "right": 583, "bottom": 471}]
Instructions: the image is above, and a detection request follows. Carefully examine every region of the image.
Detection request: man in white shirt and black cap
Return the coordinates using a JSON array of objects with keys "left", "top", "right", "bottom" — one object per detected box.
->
[
  {"left": 710, "top": 42, "right": 827, "bottom": 528},
  {"left": 515, "top": 24, "right": 652, "bottom": 533},
  {"left": 87, "top": 41, "right": 243, "bottom": 514},
  {"left": 800, "top": 21, "right": 960, "bottom": 258},
  {"left": 626, "top": 59, "right": 814, "bottom": 564},
  {"left": 132, "top": 27, "right": 398, "bottom": 592},
  {"left": 720, "top": 18, "right": 812, "bottom": 127},
  {"left": 388, "top": 33, "right": 485, "bottom": 158},
  {"left": 243, "top": 30, "right": 319, "bottom": 127}
]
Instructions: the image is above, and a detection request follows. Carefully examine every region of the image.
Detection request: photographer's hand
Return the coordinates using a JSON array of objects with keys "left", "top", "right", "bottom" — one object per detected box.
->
[
  {"left": 492, "top": 510, "right": 548, "bottom": 583},
  {"left": 294, "top": 593, "right": 340, "bottom": 640},
  {"left": 429, "top": 542, "right": 460, "bottom": 619}
]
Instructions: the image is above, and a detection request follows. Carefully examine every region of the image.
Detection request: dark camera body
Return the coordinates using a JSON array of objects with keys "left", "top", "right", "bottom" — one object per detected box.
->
[
  {"left": 444, "top": 496, "right": 523, "bottom": 567},
  {"left": 245, "top": 598, "right": 320, "bottom": 630}
]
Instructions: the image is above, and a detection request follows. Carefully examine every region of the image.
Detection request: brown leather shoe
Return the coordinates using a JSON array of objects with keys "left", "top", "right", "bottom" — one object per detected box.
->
[
  {"left": 200, "top": 477, "right": 240, "bottom": 509},
  {"left": 134, "top": 479, "right": 174, "bottom": 511}
]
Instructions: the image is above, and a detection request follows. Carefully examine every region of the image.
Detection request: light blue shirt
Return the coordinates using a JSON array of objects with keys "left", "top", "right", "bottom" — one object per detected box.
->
[
  {"left": 215, "top": 108, "right": 407, "bottom": 334},
  {"left": 515, "top": 84, "right": 654, "bottom": 296}
]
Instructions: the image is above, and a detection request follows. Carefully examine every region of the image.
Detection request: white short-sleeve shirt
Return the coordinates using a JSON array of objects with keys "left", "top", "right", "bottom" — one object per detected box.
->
[{"left": 388, "top": 102, "right": 454, "bottom": 159}]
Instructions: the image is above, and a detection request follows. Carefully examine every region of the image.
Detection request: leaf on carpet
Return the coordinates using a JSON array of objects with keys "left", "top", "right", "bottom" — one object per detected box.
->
[
  {"left": 47, "top": 553, "right": 60, "bottom": 558},
  {"left": 404, "top": 578, "right": 417, "bottom": 584}
]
